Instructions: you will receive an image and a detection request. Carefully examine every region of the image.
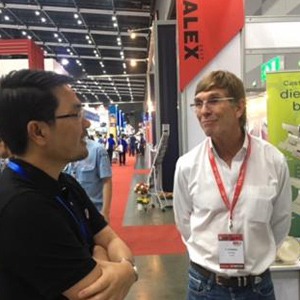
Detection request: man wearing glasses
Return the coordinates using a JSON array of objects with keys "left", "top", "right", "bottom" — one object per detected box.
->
[
  {"left": 0, "top": 69, "right": 138, "bottom": 300},
  {"left": 173, "top": 70, "right": 291, "bottom": 299}
]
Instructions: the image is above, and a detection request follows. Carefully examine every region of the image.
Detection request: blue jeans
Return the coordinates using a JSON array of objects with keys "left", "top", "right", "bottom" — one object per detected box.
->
[{"left": 187, "top": 265, "right": 276, "bottom": 300}]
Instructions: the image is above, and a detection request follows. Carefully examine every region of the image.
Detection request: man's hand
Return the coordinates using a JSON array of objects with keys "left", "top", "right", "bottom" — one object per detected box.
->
[
  {"left": 78, "top": 260, "right": 136, "bottom": 300},
  {"left": 93, "top": 245, "right": 109, "bottom": 262}
]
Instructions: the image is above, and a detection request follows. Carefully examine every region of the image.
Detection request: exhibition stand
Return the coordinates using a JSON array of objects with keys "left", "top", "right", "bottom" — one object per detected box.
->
[{"left": 271, "top": 261, "right": 300, "bottom": 300}]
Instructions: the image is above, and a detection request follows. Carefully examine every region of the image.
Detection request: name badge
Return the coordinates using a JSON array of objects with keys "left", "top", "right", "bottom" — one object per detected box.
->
[{"left": 218, "top": 234, "right": 245, "bottom": 269}]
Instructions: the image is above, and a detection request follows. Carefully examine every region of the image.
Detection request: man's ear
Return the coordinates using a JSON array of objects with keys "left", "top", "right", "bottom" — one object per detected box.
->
[
  {"left": 235, "top": 98, "right": 246, "bottom": 118},
  {"left": 27, "top": 121, "right": 49, "bottom": 146}
]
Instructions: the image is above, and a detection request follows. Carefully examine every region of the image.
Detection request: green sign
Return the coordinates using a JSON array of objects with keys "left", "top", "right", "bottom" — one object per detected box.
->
[
  {"left": 261, "top": 56, "right": 281, "bottom": 82},
  {"left": 267, "top": 71, "right": 300, "bottom": 237}
]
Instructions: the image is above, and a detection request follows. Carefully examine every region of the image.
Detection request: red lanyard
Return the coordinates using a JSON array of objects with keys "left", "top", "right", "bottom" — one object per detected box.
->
[{"left": 208, "top": 135, "right": 251, "bottom": 231}]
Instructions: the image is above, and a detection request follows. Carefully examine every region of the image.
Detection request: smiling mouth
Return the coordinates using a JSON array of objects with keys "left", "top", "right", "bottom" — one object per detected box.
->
[{"left": 201, "top": 119, "right": 216, "bottom": 126}]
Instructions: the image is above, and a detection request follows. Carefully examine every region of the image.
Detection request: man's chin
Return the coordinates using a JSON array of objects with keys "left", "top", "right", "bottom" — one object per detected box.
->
[
  {"left": 70, "top": 150, "right": 88, "bottom": 162},
  {"left": 201, "top": 127, "right": 212, "bottom": 137}
]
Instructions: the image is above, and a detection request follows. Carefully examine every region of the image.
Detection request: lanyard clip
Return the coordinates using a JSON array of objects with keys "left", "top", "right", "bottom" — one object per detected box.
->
[{"left": 229, "top": 218, "right": 233, "bottom": 231}]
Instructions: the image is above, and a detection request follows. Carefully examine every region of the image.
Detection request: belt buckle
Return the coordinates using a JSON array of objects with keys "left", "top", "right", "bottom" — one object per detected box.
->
[
  {"left": 216, "top": 275, "right": 248, "bottom": 287},
  {"left": 237, "top": 276, "right": 248, "bottom": 287}
]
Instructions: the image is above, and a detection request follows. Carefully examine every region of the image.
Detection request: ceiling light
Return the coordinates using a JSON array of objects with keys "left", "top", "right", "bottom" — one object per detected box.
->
[
  {"left": 77, "top": 20, "right": 82, "bottom": 25},
  {"left": 86, "top": 35, "right": 90, "bottom": 40},
  {"left": 22, "top": 31, "right": 26, "bottom": 36},
  {"left": 61, "top": 58, "right": 69, "bottom": 66},
  {"left": 74, "top": 13, "right": 79, "bottom": 19},
  {"left": 130, "top": 32, "right": 136, "bottom": 39},
  {"left": 35, "top": 11, "right": 40, "bottom": 16},
  {"left": 41, "top": 17, "right": 46, "bottom": 23},
  {"left": 112, "top": 15, "right": 116, "bottom": 21},
  {"left": 4, "top": 15, "right": 10, "bottom": 21},
  {"left": 27, "top": 35, "right": 32, "bottom": 40},
  {"left": 58, "top": 38, "right": 62, "bottom": 43},
  {"left": 113, "top": 23, "right": 117, "bottom": 28},
  {"left": 130, "top": 59, "right": 137, "bottom": 67},
  {"left": 54, "top": 33, "right": 58, "bottom": 38},
  {"left": 128, "top": 26, "right": 151, "bottom": 39}
]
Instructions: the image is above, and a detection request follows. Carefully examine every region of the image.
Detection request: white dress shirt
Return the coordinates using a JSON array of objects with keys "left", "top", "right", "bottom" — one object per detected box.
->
[{"left": 173, "top": 134, "right": 291, "bottom": 276}]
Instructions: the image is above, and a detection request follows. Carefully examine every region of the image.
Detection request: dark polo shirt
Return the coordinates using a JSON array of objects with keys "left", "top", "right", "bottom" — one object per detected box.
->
[{"left": 0, "top": 159, "right": 107, "bottom": 300}]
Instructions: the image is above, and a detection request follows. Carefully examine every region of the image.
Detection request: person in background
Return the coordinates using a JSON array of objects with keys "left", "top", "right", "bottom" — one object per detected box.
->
[
  {"left": 118, "top": 134, "right": 128, "bottom": 166},
  {"left": 65, "top": 136, "right": 112, "bottom": 222},
  {"left": 96, "top": 133, "right": 105, "bottom": 145},
  {"left": 0, "top": 69, "right": 138, "bottom": 300},
  {"left": 128, "top": 134, "right": 137, "bottom": 157},
  {"left": 139, "top": 133, "right": 146, "bottom": 156},
  {"left": 173, "top": 70, "right": 291, "bottom": 300},
  {"left": 107, "top": 133, "right": 116, "bottom": 164},
  {"left": 0, "top": 137, "right": 11, "bottom": 172}
]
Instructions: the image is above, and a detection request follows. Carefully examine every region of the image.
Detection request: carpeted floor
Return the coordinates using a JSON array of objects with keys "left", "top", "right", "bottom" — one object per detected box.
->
[{"left": 110, "top": 155, "right": 186, "bottom": 256}]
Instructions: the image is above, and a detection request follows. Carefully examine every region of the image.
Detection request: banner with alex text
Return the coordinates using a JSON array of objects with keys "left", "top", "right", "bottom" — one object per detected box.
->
[
  {"left": 267, "top": 71, "right": 300, "bottom": 237},
  {"left": 177, "top": 0, "right": 244, "bottom": 91}
]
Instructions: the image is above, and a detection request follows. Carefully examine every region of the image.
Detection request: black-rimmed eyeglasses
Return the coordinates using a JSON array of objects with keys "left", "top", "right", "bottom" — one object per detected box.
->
[
  {"left": 190, "top": 97, "right": 235, "bottom": 110},
  {"left": 55, "top": 110, "right": 85, "bottom": 120}
]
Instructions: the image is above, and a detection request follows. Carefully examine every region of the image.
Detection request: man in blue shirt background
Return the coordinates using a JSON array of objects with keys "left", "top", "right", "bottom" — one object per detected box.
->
[{"left": 66, "top": 137, "right": 112, "bottom": 221}]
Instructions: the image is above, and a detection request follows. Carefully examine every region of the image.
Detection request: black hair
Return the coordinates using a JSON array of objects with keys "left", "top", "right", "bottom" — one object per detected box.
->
[{"left": 0, "top": 69, "right": 74, "bottom": 155}]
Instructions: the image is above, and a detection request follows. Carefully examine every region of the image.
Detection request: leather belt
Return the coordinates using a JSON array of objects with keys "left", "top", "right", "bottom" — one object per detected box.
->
[{"left": 190, "top": 261, "right": 268, "bottom": 287}]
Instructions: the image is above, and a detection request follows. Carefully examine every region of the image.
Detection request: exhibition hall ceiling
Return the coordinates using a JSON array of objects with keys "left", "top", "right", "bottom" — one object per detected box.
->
[{"left": 0, "top": 0, "right": 156, "bottom": 105}]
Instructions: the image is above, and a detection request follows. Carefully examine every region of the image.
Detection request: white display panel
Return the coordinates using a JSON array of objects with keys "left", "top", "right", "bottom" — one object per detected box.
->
[
  {"left": 0, "top": 58, "right": 68, "bottom": 76},
  {"left": 245, "top": 21, "right": 300, "bottom": 49}
]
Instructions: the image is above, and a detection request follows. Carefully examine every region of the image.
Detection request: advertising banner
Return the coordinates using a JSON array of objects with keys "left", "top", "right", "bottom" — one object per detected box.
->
[
  {"left": 108, "top": 104, "right": 118, "bottom": 139},
  {"left": 266, "top": 71, "right": 300, "bottom": 236},
  {"left": 176, "top": 0, "right": 244, "bottom": 91}
]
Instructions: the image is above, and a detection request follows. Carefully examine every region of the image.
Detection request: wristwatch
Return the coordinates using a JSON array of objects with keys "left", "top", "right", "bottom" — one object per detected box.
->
[{"left": 121, "top": 258, "right": 139, "bottom": 282}]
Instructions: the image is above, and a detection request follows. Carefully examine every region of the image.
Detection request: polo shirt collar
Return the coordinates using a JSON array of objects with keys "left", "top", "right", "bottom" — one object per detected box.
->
[{"left": 8, "top": 158, "right": 66, "bottom": 198}]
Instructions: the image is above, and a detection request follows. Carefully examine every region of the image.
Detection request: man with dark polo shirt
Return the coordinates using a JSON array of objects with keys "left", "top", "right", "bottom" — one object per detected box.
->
[{"left": 0, "top": 69, "right": 138, "bottom": 300}]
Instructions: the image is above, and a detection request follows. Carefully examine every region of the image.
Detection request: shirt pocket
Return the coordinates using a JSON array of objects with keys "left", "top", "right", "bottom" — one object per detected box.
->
[
  {"left": 244, "top": 186, "right": 275, "bottom": 224},
  {"left": 77, "top": 157, "right": 98, "bottom": 183}
]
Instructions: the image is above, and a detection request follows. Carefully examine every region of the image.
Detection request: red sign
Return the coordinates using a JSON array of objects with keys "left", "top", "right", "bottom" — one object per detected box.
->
[{"left": 177, "top": 0, "right": 244, "bottom": 91}]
